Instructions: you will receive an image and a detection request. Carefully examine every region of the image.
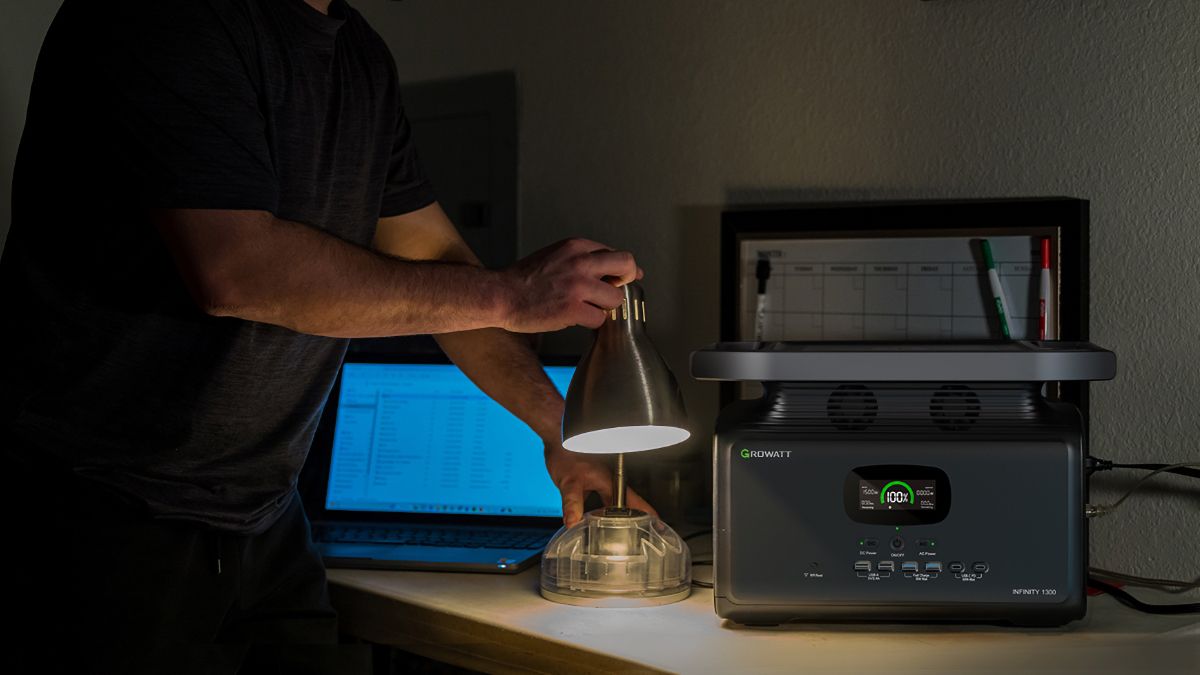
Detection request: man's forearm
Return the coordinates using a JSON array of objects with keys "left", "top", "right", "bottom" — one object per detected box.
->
[
  {"left": 435, "top": 328, "right": 565, "bottom": 443},
  {"left": 156, "top": 210, "right": 512, "bottom": 337},
  {"left": 156, "top": 206, "right": 635, "bottom": 337},
  {"left": 369, "top": 203, "right": 566, "bottom": 441}
]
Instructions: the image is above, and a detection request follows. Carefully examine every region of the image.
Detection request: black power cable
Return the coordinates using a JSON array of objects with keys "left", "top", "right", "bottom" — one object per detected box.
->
[
  {"left": 1087, "top": 457, "right": 1200, "bottom": 480},
  {"left": 1109, "top": 462, "right": 1200, "bottom": 479},
  {"left": 1088, "top": 577, "right": 1200, "bottom": 615},
  {"left": 1086, "top": 461, "right": 1200, "bottom": 518},
  {"left": 1090, "top": 567, "right": 1200, "bottom": 593}
]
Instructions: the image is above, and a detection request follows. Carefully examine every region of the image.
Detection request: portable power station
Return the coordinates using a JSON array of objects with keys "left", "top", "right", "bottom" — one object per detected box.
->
[{"left": 691, "top": 341, "right": 1116, "bottom": 627}]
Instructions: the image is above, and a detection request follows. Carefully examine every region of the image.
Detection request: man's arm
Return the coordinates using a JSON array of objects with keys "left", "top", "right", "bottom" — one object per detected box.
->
[
  {"left": 373, "top": 203, "right": 655, "bottom": 527},
  {"left": 151, "top": 207, "right": 635, "bottom": 337}
]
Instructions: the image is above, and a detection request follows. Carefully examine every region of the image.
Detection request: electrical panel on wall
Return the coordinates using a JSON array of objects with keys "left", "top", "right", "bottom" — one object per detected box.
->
[{"left": 402, "top": 71, "right": 517, "bottom": 271}]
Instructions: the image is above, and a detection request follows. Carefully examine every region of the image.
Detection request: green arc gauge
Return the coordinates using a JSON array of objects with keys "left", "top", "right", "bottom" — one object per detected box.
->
[{"left": 880, "top": 480, "right": 915, "bottom": 506}]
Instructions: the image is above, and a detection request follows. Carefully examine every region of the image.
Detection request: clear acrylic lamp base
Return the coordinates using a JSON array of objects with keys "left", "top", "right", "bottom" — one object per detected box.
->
[{"left": 539, "top": 508, "right": 691, "bottom": 607}]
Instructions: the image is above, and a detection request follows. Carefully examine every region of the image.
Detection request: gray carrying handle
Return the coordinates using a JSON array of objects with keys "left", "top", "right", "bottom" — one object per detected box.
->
[{"left": 689, "top": 341, "right": 1116, "bottom": 383}]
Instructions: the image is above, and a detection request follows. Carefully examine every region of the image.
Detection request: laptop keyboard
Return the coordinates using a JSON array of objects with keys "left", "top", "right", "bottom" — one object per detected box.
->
[{"left": 318, "top": 525, "right": 553, "bottom": 550}]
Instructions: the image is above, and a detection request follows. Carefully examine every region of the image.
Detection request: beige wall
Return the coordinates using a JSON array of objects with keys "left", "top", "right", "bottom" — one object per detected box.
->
[{"left": 2, "top": 0, "right": 1196, "bottom": 583}]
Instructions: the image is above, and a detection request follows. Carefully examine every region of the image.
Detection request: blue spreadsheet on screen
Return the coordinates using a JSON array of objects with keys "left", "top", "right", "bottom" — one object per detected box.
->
[
  {"left": 309, "top": 359, "right": 575, "bottom": 573},
  {"left": 326, "top": 363, "right": 572, "bottom": 517}
]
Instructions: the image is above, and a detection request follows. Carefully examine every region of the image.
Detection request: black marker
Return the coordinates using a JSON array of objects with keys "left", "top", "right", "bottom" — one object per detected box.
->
[{"left": 755, "top": 257, "right": 771, "bottom": 340}]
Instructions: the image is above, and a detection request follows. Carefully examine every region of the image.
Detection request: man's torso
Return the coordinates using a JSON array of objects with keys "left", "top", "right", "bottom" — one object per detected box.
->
[{"left": 1, "top": 0, "right": 417, "bottom": 533}]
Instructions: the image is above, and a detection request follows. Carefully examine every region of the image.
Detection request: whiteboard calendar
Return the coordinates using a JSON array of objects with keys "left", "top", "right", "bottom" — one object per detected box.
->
[{"left": 738, "top": 235, "right": 1054, "bottom": 342}]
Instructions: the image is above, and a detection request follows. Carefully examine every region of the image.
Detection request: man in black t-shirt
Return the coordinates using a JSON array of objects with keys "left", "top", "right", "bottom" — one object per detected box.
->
[{"left": 1, "top": 1, "right": 653, "bottom": 672}]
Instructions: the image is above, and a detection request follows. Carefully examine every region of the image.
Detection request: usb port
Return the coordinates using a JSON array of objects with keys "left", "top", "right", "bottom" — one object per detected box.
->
[
  {"left": 972, "top": 561, "right": 989, "bottom": 573},
  {"left": 854, "top": 560, "right": 872, "bottom": 573},
  {"left": 924, "top": 561, "right": 943, "bottom": 574},
  {"left": 901, "top": 561, "right": 919, "bottom": 573},
  {"left": 877, "top": 560, "right": 895, "bottom": 572},
  {"left": 948, "top": 561, "right": 965, "bottom": 573}
]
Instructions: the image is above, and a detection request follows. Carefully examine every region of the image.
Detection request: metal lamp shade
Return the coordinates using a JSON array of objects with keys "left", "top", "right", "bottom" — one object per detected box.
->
[{"left": 561, "top": 282, "right": 690, "bottom": 454}]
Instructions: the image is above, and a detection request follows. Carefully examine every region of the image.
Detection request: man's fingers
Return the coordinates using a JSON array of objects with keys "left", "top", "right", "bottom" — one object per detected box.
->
[
  {"left": 551, "top": 452, "right": 658, "bottom": 529},
  {"left": 596, "top": 480, "right": 656, "bottom": 517},
  {"left": 580, "top": 277, "right": 624, "bottom": 311},
  {"left": 594, "top": 482, "right": 614, "bottom": 506},
  {"left": 624, "top": 486, "right": 658, "bottom": 518},
  {"left": 576, "top": 303, "right": 609, "bottom": 329},
  {"left": 584, "top": 250, "right": 638, "bottom": 286},
  {"left": 561, "top": 488, "right": 585, "bottom": 529},
  {"left": 563, "top": 238, "right": 613, "bottom": 255}
]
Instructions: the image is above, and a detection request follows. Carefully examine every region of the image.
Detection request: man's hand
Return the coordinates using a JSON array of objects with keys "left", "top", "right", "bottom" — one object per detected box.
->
[
  {"left": 544, "top": 444, "right": 657, "bottom": 528},
  {"left": 500, "top": 238, "right": 644, "bottom": 333}
]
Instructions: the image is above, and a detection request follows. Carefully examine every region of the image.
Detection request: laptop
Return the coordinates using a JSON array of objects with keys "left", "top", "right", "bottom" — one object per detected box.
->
[{"left": 302, "top": 352, "right": 573, "bottom": 573}]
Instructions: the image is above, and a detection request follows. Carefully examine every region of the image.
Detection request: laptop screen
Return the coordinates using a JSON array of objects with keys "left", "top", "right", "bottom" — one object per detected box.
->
[{"left": 324, "top": 362, "right": 573, "bottom": 518}]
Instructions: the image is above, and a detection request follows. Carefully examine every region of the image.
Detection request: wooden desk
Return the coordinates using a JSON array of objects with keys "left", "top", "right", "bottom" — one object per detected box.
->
[{"left": 327, "top": 567, "right": 1198, "bottom": 674}]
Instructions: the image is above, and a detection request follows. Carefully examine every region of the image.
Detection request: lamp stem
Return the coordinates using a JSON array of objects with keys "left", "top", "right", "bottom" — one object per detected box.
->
[{"left": 613, "top": 452, "right": 627, "bottom": 510}]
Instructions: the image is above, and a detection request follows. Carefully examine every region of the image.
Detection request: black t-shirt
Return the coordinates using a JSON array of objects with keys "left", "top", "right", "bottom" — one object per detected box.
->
[{"left": 0, "top": 0, "right": 435, "bottom": 533}]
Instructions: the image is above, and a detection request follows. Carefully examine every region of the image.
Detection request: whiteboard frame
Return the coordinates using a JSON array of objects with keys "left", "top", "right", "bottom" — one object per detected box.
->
[{"left": 719, "top": 197, "right": 1090, "bottom": 409}]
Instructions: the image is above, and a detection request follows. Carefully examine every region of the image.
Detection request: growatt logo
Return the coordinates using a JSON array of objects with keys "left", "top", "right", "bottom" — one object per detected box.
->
[{"left": 739, "top": 447, "right": 792, "bottom": 459}]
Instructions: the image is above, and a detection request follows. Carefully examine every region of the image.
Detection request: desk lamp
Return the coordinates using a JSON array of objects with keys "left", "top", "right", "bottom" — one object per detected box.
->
[{"left": 540, "top": 282, "right": 692, "bottom": 607}]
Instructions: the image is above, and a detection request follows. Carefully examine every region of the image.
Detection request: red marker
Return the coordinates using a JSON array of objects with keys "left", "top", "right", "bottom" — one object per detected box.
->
[{"left": 1039, "top": 238, "right": 1052, "bottom": 340}]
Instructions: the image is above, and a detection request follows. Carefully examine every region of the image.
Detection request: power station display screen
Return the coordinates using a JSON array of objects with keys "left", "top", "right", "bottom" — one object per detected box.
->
[
  {"left": 857, "top": 479, "right": 936, "bottom": 511},
  {"left": 844, "top": 464, "right": 951, "bottom": 525}
]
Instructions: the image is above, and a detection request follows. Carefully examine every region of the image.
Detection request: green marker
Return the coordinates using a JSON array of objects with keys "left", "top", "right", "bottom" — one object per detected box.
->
[{"left": 980, "top": 239, "right": 1013, "bottom": 339}]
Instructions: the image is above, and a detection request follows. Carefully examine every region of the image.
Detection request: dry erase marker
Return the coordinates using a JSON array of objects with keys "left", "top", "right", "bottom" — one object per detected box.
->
[
  {"left": 980, "top": 239, "right": 1012, "bottom": 339},
  {"left": 1039, "top": 238, "right": 1052, "bottom": 340},
  {"left": 754, "top": 258, "right": 771, "bottom": 340}
]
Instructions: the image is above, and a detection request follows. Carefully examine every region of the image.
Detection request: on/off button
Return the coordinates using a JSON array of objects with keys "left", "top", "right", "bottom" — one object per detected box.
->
[{"left": 890, "top": 537, "right": 905, "bottom": 551}]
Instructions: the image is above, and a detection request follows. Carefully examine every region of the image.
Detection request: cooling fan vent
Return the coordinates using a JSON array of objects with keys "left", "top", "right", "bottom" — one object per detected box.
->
[
  {"left": 826, "top": 384, "right": 878, "bottom": 431},
  {"left": 756, "top": 381, "right": 1042, "bottom": 431},
  {"left": 929, "top": 385, "right": 982, "bottom": 431}
]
